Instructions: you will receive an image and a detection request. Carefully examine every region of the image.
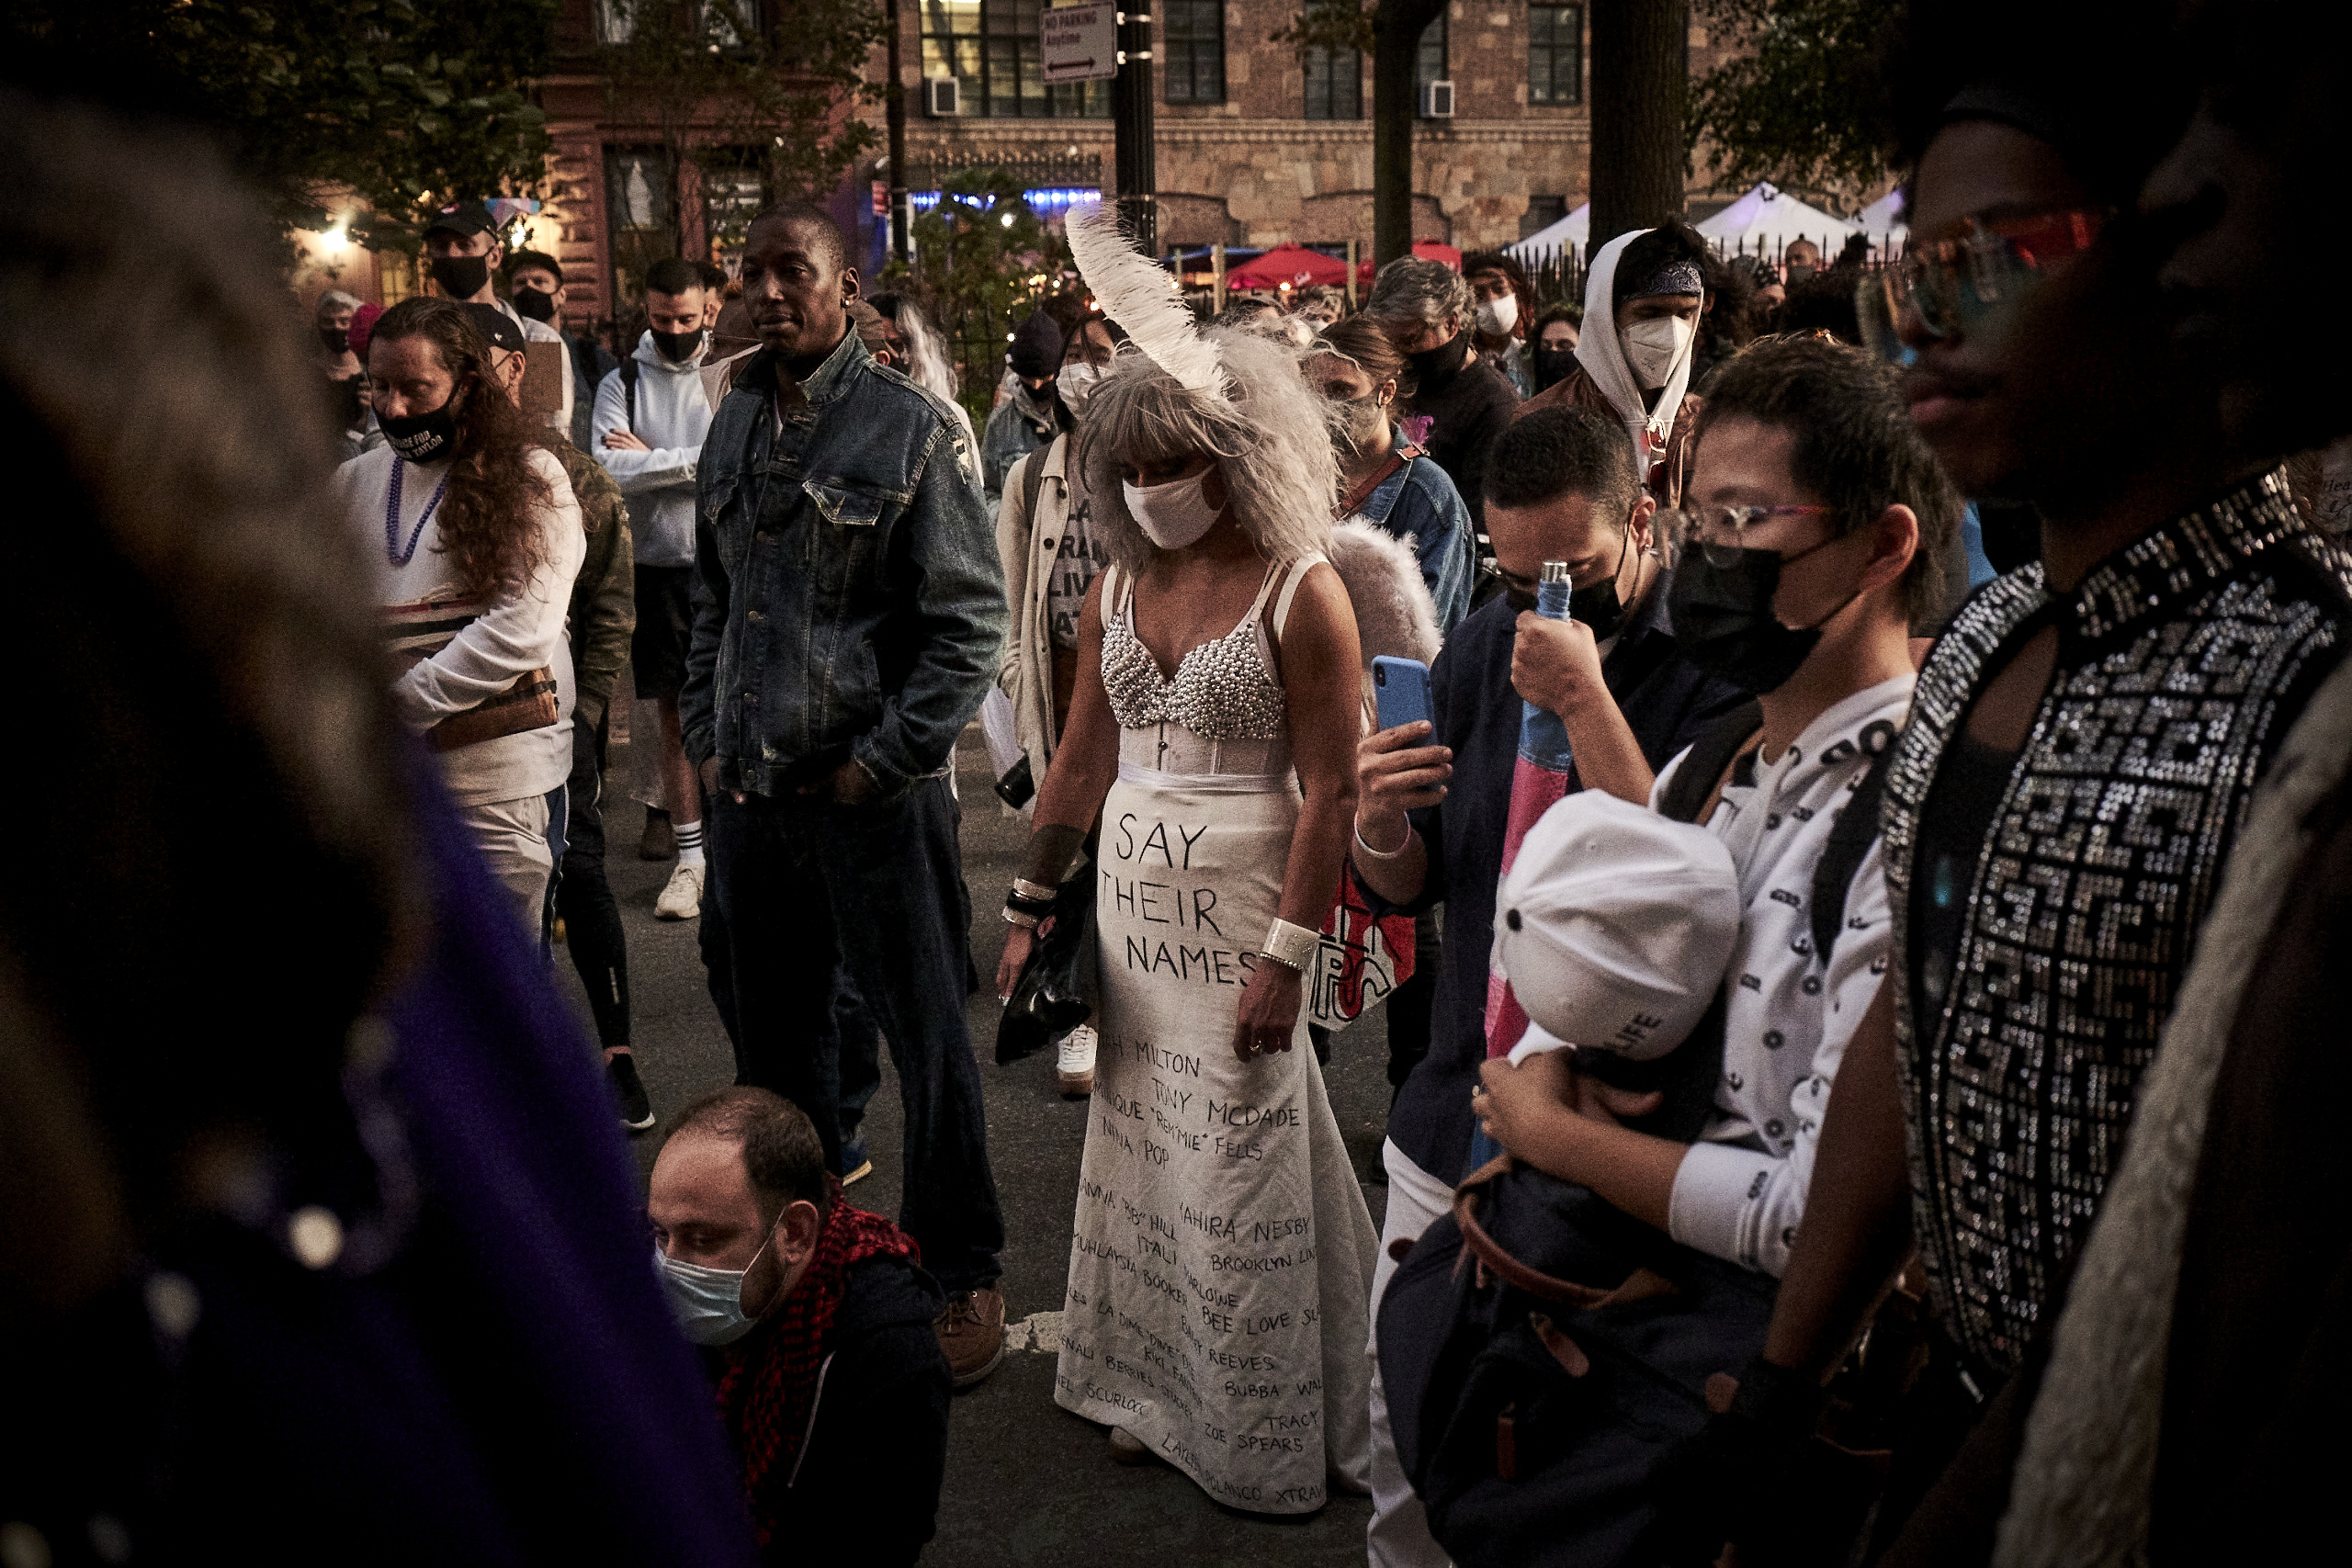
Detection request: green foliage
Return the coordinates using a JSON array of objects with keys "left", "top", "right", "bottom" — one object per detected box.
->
[
  {"left": 1271, "top": 0, "right": 1376, "bottom": 56},
  {"left": 1688, "top": 0, "right": 1903, "bottom": 206},
  {"left": 598, "top": 0, "right": 886, "bottom": 261},
  {"left": 891, "top": 170, "right": 1073, "bottom": 425},
  {"left": 0, "top": 0, "right": 559, "bottom": 246}
]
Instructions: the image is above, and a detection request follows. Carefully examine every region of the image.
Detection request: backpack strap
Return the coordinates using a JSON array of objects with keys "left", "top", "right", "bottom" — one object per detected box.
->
[
  {"left": 1657, "top": 700, "right": 1765, "bottom": 825},
  {"left": 1809, "top": 745, "right": 1895, "bottom": 966},
  {"left": 619, "top": 355, "right": 640, "bottom": 427}
]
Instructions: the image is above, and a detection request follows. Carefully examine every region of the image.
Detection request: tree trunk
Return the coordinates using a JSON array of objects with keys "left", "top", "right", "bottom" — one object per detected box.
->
[
  {"left": 1588, "top": 0, "right": 1689, "bottom": 252},
  {"left": 1372, "top": 0, "right": 1444, "bottom": 266}
]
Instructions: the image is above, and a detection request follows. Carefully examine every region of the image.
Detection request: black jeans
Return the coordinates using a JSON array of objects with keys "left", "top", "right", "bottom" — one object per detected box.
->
[
  {"left": 700, "top": 776, "right": 1004, "bottom": 1293},
  {"left": 557, "top": 710, "right": 631, "bottom": 1048}
]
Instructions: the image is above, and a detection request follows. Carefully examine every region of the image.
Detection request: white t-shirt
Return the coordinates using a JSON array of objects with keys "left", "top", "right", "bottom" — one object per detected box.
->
[
  {"left": 335, "top": 444, "right": 585, "bottom": 806},
  {"left": 1648, "top": 673, "right": 1913, "bottom": 1277}
]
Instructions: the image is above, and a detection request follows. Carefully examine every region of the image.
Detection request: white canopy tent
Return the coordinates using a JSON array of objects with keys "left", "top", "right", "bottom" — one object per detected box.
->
[
  {"left": 1695, "top": 182, "right": 1860, "bottom": 256},
  {"left": 1505, "top": 202, "right": 1589, "bottom": 260},
  {"left": 1857, "top": 188, "right": 1909, "bottom": 248}
]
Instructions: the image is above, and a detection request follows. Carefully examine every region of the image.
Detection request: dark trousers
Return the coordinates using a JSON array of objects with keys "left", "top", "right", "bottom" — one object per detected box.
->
[
  {"left": 1385, "top": 909, "right": 1442, "bottom": 1095},
  {"left": 701, "top": 776, "right": 1004, "bottom": 1293},
  {"left": 558, "top": 710, "right": 631, "bottom": 1048},
  {"left": 834, "top": 961, "right": 884, "bottom": 1155}
]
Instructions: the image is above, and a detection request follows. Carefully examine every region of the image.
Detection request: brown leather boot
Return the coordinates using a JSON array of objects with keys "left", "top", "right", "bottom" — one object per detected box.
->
[{"left": 933, "top": 1284, "right": 1006, "bottom": 1389}]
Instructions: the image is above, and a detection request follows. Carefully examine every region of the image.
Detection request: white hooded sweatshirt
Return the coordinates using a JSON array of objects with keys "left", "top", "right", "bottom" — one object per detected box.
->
[
  {"left": 1573, "top": 229, "right": 1702, "bottom": 487},
  {"left": 590, "top": 330, "right": 714, "bottom": 567}
]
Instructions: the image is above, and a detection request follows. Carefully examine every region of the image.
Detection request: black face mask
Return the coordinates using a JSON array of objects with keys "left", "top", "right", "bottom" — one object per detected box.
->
[
  {"left": 379, "top": 391, "right": 462, "bottom": 464},
  {"left": 429, "top": 253, "right": 492, "bottom": 299},
  {"left": 1405, "top": 326, "right": 1471, "bottom": 393},
  {"left": 320, "top": 325, "right": 350, "bottom": 355},
  {"left": 1532, "top": 345, "right": 1577, "bottom": 389},
  {"left": 1502, "top": 525, "right": 1634, "bottom": 637},
  {"left": 511, "top": 285, "right": 558, "bottom": 323},
  {"left": 1667, "top": 539, "right": 1852, "bottom": 695},
  {"left": 651, "top": 326, "right": 705, "bottom": 363}
]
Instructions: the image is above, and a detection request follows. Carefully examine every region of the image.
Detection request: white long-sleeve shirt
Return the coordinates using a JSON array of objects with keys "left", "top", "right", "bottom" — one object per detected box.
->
[
  {"left": 336, "top": 444, "right": 584, "bottom": 806},
  {"left": 590, "top": 331, "right": 714, "bottom": 567},
  {"left": 1648, "top": 673, "right": 1912, "bottom": 1278}
]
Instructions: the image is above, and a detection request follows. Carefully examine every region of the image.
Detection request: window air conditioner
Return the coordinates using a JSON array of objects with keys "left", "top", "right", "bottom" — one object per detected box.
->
[
  {"left": 1421, "top": 80, "right": 1455, "bottom": 118},
  {"left": 925, "top": 77, "right": 960, "bottom": 117}
]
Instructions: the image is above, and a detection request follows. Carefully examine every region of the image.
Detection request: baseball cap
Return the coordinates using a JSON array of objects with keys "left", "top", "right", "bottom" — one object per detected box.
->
[
  {"left": 1494, "top": 790, "right": 1741, "bottom": 1064},
  {"left": 424, "top": 201, "right": 499, "bottom": 241},
  {"left": 460, "top": 302, "right": 526, "bottom": 355}
]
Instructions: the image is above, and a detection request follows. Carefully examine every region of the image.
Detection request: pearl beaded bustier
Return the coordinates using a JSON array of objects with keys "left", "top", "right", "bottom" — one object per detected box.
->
[{"left": 1100, "top": 559, "right": 1316, "bottom": 778}]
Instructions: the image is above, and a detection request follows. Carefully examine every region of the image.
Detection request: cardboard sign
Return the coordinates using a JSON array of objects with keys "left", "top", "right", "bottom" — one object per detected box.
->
[{"left": 519, "top": 341, "right": 565, "bottom": 421}]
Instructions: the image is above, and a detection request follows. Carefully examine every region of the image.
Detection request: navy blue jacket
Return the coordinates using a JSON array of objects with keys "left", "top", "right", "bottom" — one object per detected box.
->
[{"left": 1376, "top": 576, "right": 1748, "bottom": 1185}]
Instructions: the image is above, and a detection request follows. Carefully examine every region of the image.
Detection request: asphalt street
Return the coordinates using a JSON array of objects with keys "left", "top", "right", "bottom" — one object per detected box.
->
[{"left": 558, "top": 717, "right": 1397, "bottom": 1567}]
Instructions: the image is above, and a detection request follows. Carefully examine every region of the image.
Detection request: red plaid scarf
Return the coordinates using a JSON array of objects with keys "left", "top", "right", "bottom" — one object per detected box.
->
[{"left": 713, "top": 1180, "right": 921, "bottom": 1545}]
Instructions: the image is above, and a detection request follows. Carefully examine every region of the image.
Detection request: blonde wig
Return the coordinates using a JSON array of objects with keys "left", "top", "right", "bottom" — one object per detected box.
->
[{"left": 1073, "top": 325, "right": 1338, "bottom": 576}]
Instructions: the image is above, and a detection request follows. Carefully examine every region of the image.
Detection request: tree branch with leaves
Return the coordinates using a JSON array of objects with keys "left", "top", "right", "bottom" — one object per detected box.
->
[{"left": 1687, "top": 0, "right": 1902, "bottom": 208}]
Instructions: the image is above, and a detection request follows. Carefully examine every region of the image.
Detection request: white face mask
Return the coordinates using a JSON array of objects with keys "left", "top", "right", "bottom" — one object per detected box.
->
[
  {"left": 1057, "top": 361, "right": 1102, "bottom": 412},
  {"left": 1617, "top": 314, "right": 1696, "bottom": 390},
  {"left": 1122, "top": 466, "right": 1222, "bottom": 550},
  {"left": 653, "top": 1228, "right": 775, "bottom": 1347},
  {"left": 1475, "top": 294, "right": 1520, "bottom": 338}
]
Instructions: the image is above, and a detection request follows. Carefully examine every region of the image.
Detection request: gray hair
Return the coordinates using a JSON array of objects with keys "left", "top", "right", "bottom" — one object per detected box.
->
[
  {"left": 1365, "top": 256, "right": 1472, "bottom": 332},
  {"left": 1074, "top": 326, "right": 1336, "bottom": 576},
  {"left": 316, "top": 288, "right": 361, "bottom": 315}
]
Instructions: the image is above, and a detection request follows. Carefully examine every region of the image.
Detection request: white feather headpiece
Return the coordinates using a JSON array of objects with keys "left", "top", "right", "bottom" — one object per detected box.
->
[{"left": 1067, "top": 202, "right": 1224, "bottom": 395}]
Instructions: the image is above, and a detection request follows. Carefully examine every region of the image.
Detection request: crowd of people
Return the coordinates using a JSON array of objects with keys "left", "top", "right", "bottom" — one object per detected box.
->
[{"left": 12, "top": 0, "right": 2352, "bottom": 1562}]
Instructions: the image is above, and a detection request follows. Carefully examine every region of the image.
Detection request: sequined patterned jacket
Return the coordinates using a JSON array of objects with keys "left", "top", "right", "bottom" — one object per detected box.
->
[{"left": 1882, "top": 470, "right": 2352, "bottom": 1378}]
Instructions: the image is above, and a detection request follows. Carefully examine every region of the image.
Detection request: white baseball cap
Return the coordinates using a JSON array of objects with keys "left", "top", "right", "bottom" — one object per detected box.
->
[{"left": 1494, "top": 790, "right": 1741, "bottom": 1063}]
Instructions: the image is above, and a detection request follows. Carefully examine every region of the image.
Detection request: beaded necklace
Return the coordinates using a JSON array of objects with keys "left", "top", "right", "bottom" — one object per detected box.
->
[{"left": 385, "top": 458, "right": 454, "bottom": 568}]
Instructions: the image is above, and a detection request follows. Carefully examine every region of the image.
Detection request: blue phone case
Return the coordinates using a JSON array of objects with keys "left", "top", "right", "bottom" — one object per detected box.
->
[{"left": 1373, "top": 656, "right": 1434, "bottom": 733}]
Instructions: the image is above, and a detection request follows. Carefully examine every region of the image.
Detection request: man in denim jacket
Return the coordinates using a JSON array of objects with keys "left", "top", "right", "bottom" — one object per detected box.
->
[{"left": 682, "top": 201, "right": 1012, "bottom": 1385}]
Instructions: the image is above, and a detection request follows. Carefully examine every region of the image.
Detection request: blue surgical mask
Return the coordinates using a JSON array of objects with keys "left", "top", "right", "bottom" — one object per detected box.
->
[{"left": 654, "top": 1229, "right": 775, "bottom": 1346}]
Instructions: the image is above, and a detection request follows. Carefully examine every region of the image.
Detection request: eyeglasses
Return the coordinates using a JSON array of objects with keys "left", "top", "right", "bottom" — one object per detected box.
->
[
  {"left": 1678, "top": 503, "right": 1835, "bottom": 567},
  {"left": 1857, "top": 207, "right": 2109, "bottom": 365}
]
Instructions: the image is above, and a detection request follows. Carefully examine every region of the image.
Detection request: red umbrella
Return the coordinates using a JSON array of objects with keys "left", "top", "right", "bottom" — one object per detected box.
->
[
  {"left": 1354, "top": 239, "right": 1465, "bottom": 283},
  {"left": 1226, "top": 243, "right": 1349, "bottom": 291}
]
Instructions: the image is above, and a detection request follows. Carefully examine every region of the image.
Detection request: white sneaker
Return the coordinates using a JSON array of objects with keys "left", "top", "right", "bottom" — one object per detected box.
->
[
  {"left": 654, "top": 862, "right": 705, "bottom": 920},
  {"left": 1057, "top": 1024, "right": 1097, "bottom": 1097}
]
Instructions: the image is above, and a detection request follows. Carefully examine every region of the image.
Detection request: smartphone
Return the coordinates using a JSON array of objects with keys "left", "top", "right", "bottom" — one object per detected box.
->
[{"left": 1373, "top": 655, "right": 1434, "bottom": 735}]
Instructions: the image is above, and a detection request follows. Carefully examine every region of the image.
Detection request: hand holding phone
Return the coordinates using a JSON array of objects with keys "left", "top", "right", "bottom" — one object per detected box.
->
[{"left": 1373, "top": 655, "right": 1434, "bottom": 735}]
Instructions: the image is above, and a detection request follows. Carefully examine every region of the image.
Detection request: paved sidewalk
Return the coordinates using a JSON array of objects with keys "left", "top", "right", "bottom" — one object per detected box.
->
[{"left": 557, "top": 725, "right": 1397, "bottom": 1568}]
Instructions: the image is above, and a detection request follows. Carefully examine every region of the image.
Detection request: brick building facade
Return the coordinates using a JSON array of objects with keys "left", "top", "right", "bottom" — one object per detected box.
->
[{"left": 404, "top": 3, "right": 1737, "bottom": 337}]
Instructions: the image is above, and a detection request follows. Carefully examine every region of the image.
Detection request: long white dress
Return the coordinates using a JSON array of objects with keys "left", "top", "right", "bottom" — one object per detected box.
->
[{"left": 1054, "top": 558, "right": 1380, "bottom": 1514}]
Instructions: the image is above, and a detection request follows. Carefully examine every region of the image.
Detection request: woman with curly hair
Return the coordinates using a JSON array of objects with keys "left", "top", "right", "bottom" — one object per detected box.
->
[
  {"left": 995, "top": 209, "right": 1380, "bottom": 1511},
  {"left": 335, "top": 294, "right": 585, "bottom": 931}
]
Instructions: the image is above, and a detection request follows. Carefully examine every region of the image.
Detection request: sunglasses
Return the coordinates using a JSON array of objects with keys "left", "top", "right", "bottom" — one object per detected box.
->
[{"left": 1857, "top": 207, "right": 2109, "bottom": 365}]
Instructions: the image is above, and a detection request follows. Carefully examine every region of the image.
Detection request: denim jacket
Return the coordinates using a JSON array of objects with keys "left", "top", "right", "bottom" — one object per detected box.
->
[
  {"left": 680, "top": 329, "right": 1006, "bottom": 798},
  {"left": 1345, "top": 446, "right": 1477, "bottom": 634}
]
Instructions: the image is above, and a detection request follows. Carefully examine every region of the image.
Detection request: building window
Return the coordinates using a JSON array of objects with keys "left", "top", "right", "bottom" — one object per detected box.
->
[
  {"left": 1163, "top": 0, "right": 1225, "bottom": 104},
  {"left": 1304, "top": 46, "right": 1363, "bottom": 120},
  {"left": 1418, "top": 13, "right": 1447, "bottom": 92},
  {"left": 1521, "top": 195, "right": 1567, "bottom": 240},
  {"left": 1528, "top": 4, "right": 1583, "bottom": 105},
  {"left": 921, "top": 0, "right": 1110, "bottom": 118}
]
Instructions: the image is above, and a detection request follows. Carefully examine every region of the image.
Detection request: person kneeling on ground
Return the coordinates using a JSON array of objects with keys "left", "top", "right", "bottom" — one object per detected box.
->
[{"left": 650, "top": 1088, "right": 951, "bottom": 1565}]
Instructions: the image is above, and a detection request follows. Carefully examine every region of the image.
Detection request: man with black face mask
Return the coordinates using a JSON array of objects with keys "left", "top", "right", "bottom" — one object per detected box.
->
[
  {"left": 594, "top": 255, "right": 717, "bottom": 926},
  {"left": 422, "top": 200, "right": 572, "bottom": 435},
  {"left": 1368, "top": 255, "right": 1520, "bottom": 542},
  {"left": 1350, "top": 404, "right": 1746, "bottom": 1568},
  {"left": 506, "top": 247, "right": 617, "bottom": 453}
]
